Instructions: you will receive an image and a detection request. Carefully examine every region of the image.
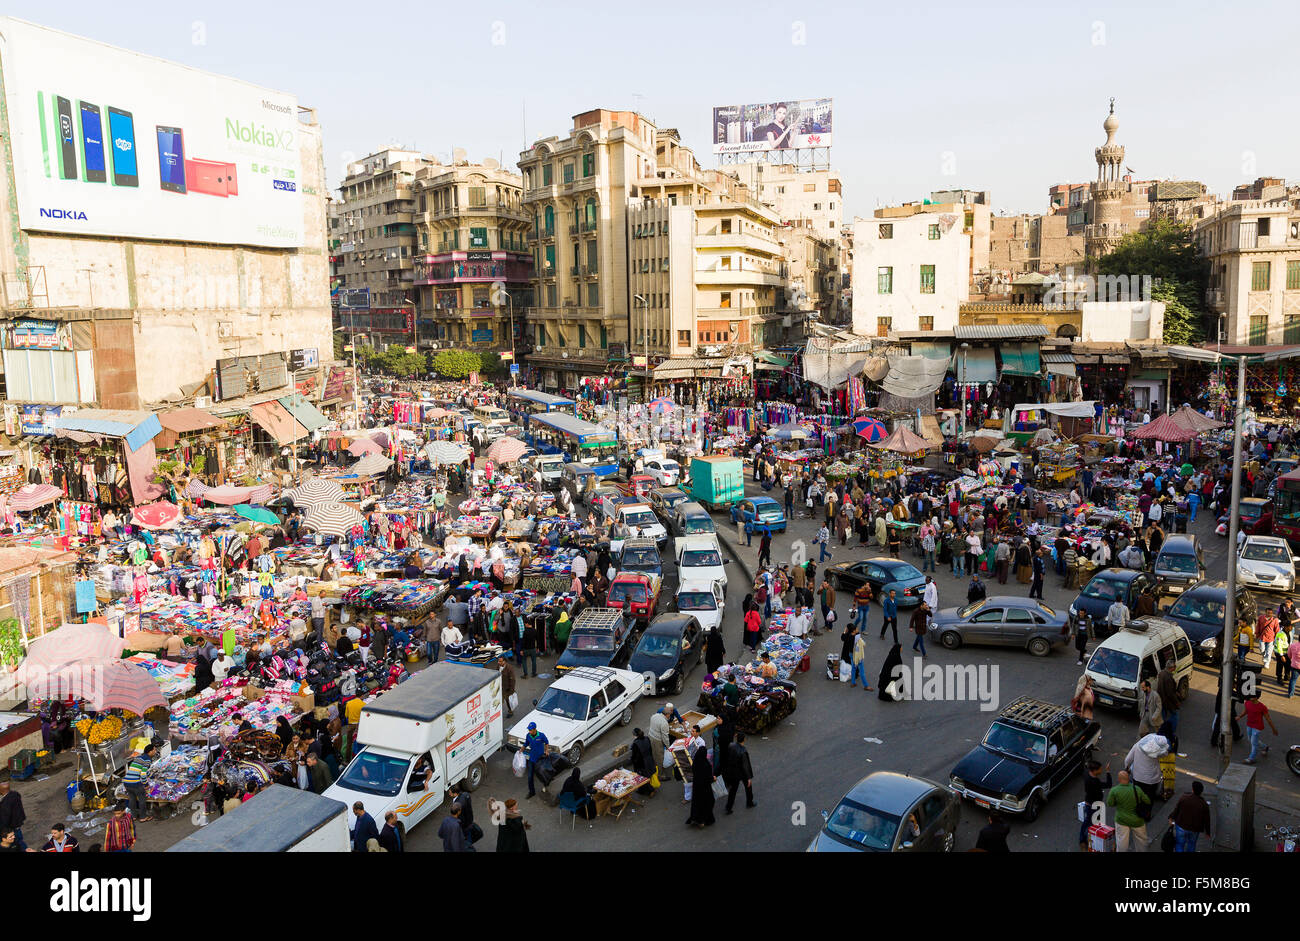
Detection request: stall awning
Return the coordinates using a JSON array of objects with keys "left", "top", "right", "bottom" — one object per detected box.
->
[
  {"left": 277, "top": 394, "right": 329, "bottom": 434},
  {"left": 910, "top": 340, "right": 953, "bottom": 362},
  {"left": 1101, "top": 354, "right": 1131, "bottom": 365},
  {"left": 249, "top": 401, "right": 308, "bottom": 445},
  {"left": 1044, "top": 351, "right": 1077, "bottom": 377},
  {"left": 55, "top": 409, "right": 162, "bottom": 451},
  {"left": 755, "top": 351, "right": 790, "bottom": 368},
  {"left": 1000, "top": 343, "right": 1042, "bottom": 377},
  {"left": 157, "top": 407, "right": 226, "bottom": 435},
  {"left": 956, "top": 347, "right": 996, "bottom": 384}
]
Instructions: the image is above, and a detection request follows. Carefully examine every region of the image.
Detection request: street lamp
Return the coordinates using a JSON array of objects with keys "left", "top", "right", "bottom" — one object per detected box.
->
[
  {"left": 494, "top": 287, "right": 518, "bottom": 387},
  {"left": 959, "top": 342, "right": 971, "bottom": 436},
  {"left": 634, "top": 293, "right": 649, "bottom": 403}
]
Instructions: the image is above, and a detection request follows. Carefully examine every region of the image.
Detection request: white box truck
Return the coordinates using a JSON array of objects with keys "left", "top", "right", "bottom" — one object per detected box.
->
[
  {"left": 167, "top": 785, "right": 350, "bottom": 852},
  {"left": 324, "top": 662, "right": 503, "bottom": 833}
]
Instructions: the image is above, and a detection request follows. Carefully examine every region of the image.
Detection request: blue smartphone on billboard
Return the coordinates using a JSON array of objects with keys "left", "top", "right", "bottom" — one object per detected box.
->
[
  {"left": 156, "top": 125, "right": 186, "bottom": 193},
  {"left": 107, "top": 107, "right": 138, "bottom": 187},
  {"left": 78, "top": 101, "right": 106, "bottom": 183}
]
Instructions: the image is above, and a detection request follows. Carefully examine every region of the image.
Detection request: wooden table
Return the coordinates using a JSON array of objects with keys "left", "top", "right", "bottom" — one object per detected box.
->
[{"left": 591, "top": 772, "right": 648, "bottom": 820}]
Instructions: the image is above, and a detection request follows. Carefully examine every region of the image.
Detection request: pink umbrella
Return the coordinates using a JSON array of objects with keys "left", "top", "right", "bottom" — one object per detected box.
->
[
  {"left": 25, "top": 659, "right": 165, "bottom": 714},
  {"left": 201, "top": 484, "right": 276, "bottom": 505},
  {"left": 486, "top": 436, "right": 528, "bottom": 463},
  {"left": 9, "top": 484, "right": 63, "bottom": 512},
  {"left": 347, "top": 438, "right": 382, "bottom": 457},
  {"left": 131, "top": 501, "right": 183, "bottom": 530},
  {"left": 20, "top": 623, "right": 125, "bottom": 672}
]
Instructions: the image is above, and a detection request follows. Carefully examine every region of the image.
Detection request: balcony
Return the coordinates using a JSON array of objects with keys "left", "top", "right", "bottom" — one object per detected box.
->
[
  {"left": 527, "top": 228, "right": 555, "bottom": 243},
  {"left": 581, "top": 265, "right": 599, "bottom": 278},
  {"left": 525, "top": 184, "right": 558, "bottom": 201},
  {"left": 696, "top": 232, "right": 781, "bottom": 254},
  {"left": 528, "top": 346, "right": 610, "bottom": 366},
  {"left": 694, "top": 267, "right": 785, "bottom": 288},
  {"left": 1207, "top": 288, "right": 1225, "bottom": 310},
  {"left": 526, "top": 306, "right": 609, "bottom": 324},
  {"left": 581, "top": 220, "right": 599, "bottom": 235}
]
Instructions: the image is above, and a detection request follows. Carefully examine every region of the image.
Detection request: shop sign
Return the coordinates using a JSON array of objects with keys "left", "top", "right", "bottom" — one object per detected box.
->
[{"left": 20, "top": 403, "right": 61, "bottom": 435}]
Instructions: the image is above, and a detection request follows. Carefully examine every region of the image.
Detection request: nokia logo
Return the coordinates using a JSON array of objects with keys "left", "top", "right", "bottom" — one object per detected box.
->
[{"left": 40, "top": 208, "right": 88, "bottom": 220}]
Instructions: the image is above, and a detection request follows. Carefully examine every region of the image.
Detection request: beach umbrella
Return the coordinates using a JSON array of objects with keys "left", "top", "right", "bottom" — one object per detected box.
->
[
  {"left": 350, "top": 454, "right": 395, "bottom": 477},
  {"left": 300, "top": 501, "right": 366, "bottom": 538},
  {"left": 289, "top": 478, "right": 346, "bottom": 507},
  {"left": 424, "top": 441, "right": 471, "bottom": 466},
  {"left": 233, "top": 504, "right": 281, "bottom": 526},
  {"left": 8, "top": 484, "right": 63, "bottom": 512},
  {"left": 647, "top": 397, "right": 675, "bottom": 415},
  {"left": 870, "top": 425, "right": 930, "bottom": 455},
  {"left": 200, "top": 484, "right": 275, "bottom": 506},
  {"left": 487, "top": 437, "right": 528, "bottom": 463},
  {"left": 347, "top": 438, "right": 382, "bottom": 457},
  {"left": 20, "top": 623, "right": 125, "bottom": 673},
  {"left": 769, "top": 422, "right": 809, "bottom": 441},
  {"left": 851, "top": 418, "right": 888, "bottom": 443},
  {"left": 131, "top": 501, "right": 183, "bottom": 531}
]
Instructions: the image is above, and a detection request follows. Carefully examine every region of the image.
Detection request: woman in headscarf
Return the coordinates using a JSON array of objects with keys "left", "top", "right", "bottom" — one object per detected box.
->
[
  {"left": 274, "top": 715, "right": 295, "bottom": 752},
  {"left": 495, "top": 798, "right": 531, "bottom": 852},
  {"left": 1015, "top": 539, "right": 1033, "bottom": 584},
  {"left": 1071, "top": 674, "right": 1096, "bottom": 721},
  {"left": 878, "top": 642, "right": 904, "bottom": 702},
  {"left": 704, "top": 629, "right": 726, "bottom": 675},
  {"left": 685, "top": 745, "right": 716, "bottom": 828},
  {"left": 560, "top": 766, "right": 596, "bottom": 819}
]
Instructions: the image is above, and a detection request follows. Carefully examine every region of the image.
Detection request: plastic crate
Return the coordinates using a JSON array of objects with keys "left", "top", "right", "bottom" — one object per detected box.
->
[{"left": 7, "top": 749, "right": 37, "bottom": 773}]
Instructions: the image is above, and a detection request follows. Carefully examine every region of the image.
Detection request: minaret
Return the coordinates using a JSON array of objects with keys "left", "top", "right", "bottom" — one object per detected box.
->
[{"left": 1086, "top": 98, "right": 1126, "bottom": 267}]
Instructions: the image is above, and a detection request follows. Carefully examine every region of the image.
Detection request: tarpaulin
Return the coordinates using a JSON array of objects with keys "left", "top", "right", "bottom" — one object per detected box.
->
[
  {"left": 879, "top": 355, "right": 951, "bottom": 397},
  {"left": 125, "top": 439, "right": 166, "bottom": 504},
  {"left": 158, "top": 407, "right": 226, "bottom": 434},
  {"left": 999, "top": 343, "right": 1042, "bottom": 376},
  {"left": 803, "top": 342, "right": 872, "bottom": 390},
  {"left": 250, "top": 401, "right": 307, "bottom": 445},
  {"left": 277, "top": 393, "right": 329, "bottom": 434},
  {"left": 56, "top": 409, "right": 162, "bottom": 451},
  {"left": 956, "top": 348, "right": 997, "bottom": 384},
  {"left": 910, "top": 341, "right": 953, "bottom": 362}
]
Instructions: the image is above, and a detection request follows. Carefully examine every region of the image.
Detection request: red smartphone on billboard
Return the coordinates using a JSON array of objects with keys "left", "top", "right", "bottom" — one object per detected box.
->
[{"left": 185, "top": 158, "right": 238, "bottom": 197}]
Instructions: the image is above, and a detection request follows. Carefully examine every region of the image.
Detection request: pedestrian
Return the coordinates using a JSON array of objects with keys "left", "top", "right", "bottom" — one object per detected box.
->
[
  {"left": 649, "top": 704, "right": 675, "bottom": 779},
  {"left": 351, "top": 801, "right": 378, "bottom": 852},
  {"left": 1156, "top": 657, "right": 1181, "bottom": 734},
  {"left": 1105, "top": 770, "right": 1151, "bottom": 853},
  {"left": 1080, "top": 760, "right": 1112, "bottom": 851},
  {"left": 1235, "top": 691, "right": 1278, "bottom": 764},
  {"left": 1168, "top": 780, "right": 1211, "bottom": 852},
  {"left": 818, "top": 577, "right": 836, "bottom": 634},
  {"left": 910, "top": 601, "right": 930, "bottom": 656},
  {"left": 966, "top": 573, "right": 985, "bottom": 604},
  {"left": 1029, "top": 547, "right": 1046, "bottom": 600},
  {"left": 1288, "top": 631, "right": 1300, "bottom": 698},
  {"left": 0, "top": 781, "right": 26, "bottom": 850},
  {"left": 494, "top": 798, "right": 531, "bottom": 852},
  {"left": 880, "top": 589, "right": 899, "bottom": 643},
  {"left": 521, "top": 722, "right": 549, "bottom": 798},
  {"left": 379, "top": 811, "right": 405, "bottom": 852},
  {"left": 975, "top": 812, "right": 1010, "bottom": 852},
  {"left": 1073, "top": 615, "right": 1091, "bottom": 665},
  {"left": 923, "top": 575, "right": 939, "bottom": 615},
  {"left": 520, "top": 617, "right": 539, "bottom": 678},
  {"left": 450, "top": 781, "right": 478, "bottom": 846},
  {"left": 850, "top": 627, "right": 872, "bottom": 690},
  {"left": 1136, "top": 679, "right": 1162, "bottom": 738},
  {"left": 38, "top": 822, "right": 79, "bottom": 853},
  {"left": 920, "top": 526, "right": 936, "bottom": 572},
  {"left": 758, "top": 530, "right": 772, "bottom": 568},
  {"left": 1072, "top": 674, "right": 1096, "bottom": 720},
  {"left": 1125, "top": 732, "right": 1169, "bottom": 807},
  {"left": 103, "top": 801, "right": 136, "bottom": 853},
  {"left": 722, "top": 732, "right": 755, "bottom": 813},
  {"left": 438, "top": 803, "right": 470, "bottom": 852},
  {"left": 1015, "top": 539, "right": 1032, "bottom": 584},
  {"left": 685, "top": 745, "right": 716, "bottom": 828},
  {"left": 743, "top": 605, "right": 762, "bottom": 650},
  {"left": 878, "top": 642, "right": 904, "bottom": 701},
  {"left": 853, "top": 581, "right": 873, "bottom": 633},
  {"left": 813, "top": 524, "right": 831, "bottom": 562}
]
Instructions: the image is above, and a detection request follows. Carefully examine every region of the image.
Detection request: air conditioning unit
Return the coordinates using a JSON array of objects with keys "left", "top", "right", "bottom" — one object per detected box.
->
[{"left": 194, "top": 395, "right": 212, "bottom": 409}]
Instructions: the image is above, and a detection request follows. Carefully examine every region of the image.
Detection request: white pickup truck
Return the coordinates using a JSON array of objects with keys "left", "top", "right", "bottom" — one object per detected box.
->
[{"left": 324, "top": 663, "right": 503, "bottom": 834}]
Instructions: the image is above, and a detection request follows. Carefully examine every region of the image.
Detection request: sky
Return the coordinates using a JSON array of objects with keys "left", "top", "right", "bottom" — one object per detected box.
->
[{"left": 5, "top": 0, "right": 1297, "bottom": 220}]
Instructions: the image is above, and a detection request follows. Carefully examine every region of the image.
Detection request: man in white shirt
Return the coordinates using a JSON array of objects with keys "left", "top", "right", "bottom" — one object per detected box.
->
[
  {"left": 571, "top": 552, "right": 588, "bottom": 584},
  {"left": 1106, "top": 598, "right": 1130, "bottom": 631},
  {"left": 922, "top": 575, "right": 938, "bottom": 613},
  {"left": 1147, "top": 500, "right": 1163, "bottom": 526},
  {"left": 786, "top": 608, "right": 810, "bottom": 639},
  {"left": 211, "top": 651, "right": 231, "bottom": 681}
]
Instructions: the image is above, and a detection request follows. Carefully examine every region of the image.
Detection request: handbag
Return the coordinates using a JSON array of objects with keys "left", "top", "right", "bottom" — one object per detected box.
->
[
  {"left": 1160, "top": 827, "right": 1176, "bottom": 852},
  {"left": 468, "top": 821, "right": 484, "bottom": 844},
  {"left": 711, "top": 777, "right": 727, "bottom": 799}
]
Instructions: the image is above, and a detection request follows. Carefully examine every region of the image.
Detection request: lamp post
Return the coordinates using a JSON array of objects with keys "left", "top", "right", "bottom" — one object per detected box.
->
[
  {"left": 959, "top": 342, "right": 971, "bottom": 436},
  {"left": 1219, "top": 352, "right": 1248, "bottom": 768},
  {"left": 634, "top": 293, "right": 649, "bottom": 403}
]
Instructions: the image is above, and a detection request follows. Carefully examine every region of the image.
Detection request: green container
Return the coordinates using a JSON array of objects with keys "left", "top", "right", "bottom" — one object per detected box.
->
[{"left": 688, "top": 456, "right": 745, "bottom": 510}]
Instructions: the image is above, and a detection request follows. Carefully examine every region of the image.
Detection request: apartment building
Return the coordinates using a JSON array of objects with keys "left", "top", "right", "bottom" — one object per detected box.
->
[
  {"left": 982, "top": 213, "right": 1086, "bottom": 293},
  {"left": 329, "top": 150, "right": 429, "bottom": 348},
  {"left": 728, "top": 162, "right": 843, "bottom": 237},
  {"left": 778, "top": 222, "right": 839, "bottom": 332},
  {"left": 411, "top": 161, "right": 532, "bottom": 356},
  {"left": 693, "top": 199, "right": 784, "bottom": 350},
  {"left": 1195, "top": 191, "right": 1300, "bottom": 345}
]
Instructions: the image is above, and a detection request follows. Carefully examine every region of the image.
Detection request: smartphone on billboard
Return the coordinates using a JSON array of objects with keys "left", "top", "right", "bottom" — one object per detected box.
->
[
  {"left": 156, "top": 125, "right": 186, "bottom": 193},
  {"left": 106, "top": 107, "right": 138, "bottom": 187},
  {"left": 78, "top": 101, "right": 107, "bottom": 183},
  {"left": 56, "top": 96, "right": 77, "bottom": 180}
]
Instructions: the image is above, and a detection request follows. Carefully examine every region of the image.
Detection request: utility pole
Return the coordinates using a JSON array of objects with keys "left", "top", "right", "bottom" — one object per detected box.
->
[
  {"left": 1219, "top": 353, "right": 1247, "bottom": 769},
  {"left": 959, "top": 342, "right": 970, "bottom": 436}
]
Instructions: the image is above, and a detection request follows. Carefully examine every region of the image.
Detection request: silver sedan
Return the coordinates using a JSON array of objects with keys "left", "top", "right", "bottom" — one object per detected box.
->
[{"left": 928, "top": 596, "right": 1069, "bottom": 657}]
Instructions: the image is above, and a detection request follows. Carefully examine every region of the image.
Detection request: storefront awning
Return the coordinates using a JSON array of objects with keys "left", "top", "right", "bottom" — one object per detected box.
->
[
  {"left": 1101, "top": 354, "right": 1131, "bottom": 365},
  {"left": 955, "top": 347, "right": 996, "bottom": 384},
  {"left": 755, "top": 351, "right": 790, "bottom": 368},
  {"left": 157, "top": 407, "right": 226, "bottom": 435},
  {"left": 249, "top": 401, "right": 308, "bottom": 445},
  {"left": 55, "top": 409, "right": 161, "bottom": 450},
  {"left": 277, "top": 394, "right": 329, "bottom": 434},
  {"left": 910, "top": 340, "right": 953, "bottom": 362},
  {"left": 1000, "top": 343, "right": 1042, "bottom": 377}
]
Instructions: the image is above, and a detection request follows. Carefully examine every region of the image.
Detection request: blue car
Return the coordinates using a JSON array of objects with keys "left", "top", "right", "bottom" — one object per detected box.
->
[{"left": 729, "top": 497, "right": 787, "bottom": 534}]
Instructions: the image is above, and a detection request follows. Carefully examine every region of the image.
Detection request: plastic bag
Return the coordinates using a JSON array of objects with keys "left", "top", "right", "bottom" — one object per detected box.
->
[
  {"left": 839, "top": 661, "right": 851, "bottom": 683},
  {"left": 511, "top": 748, "right": 527, "bottom": 778},
  {"left": 508, "top": 692, "right": 519, "bottom": 712}
]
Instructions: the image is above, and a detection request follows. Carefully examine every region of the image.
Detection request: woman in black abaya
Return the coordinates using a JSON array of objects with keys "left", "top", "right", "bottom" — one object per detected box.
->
[
  {"left": 704, "top": 629, "right": 726, "bottom": 675},
  {"left": 878, "top": 642, "right": 904, "bottom": 702},
  {"left": 685, "top": 745, "right": 716, "bottom": 828}
]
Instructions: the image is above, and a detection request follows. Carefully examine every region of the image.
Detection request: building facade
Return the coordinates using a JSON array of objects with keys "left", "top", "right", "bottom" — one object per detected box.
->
[
  {"left": 727, "top": 162, "right": 843, "bottom": 238},
  {"left": 411, "top": 161, "right": 532, "bottom": 356}
]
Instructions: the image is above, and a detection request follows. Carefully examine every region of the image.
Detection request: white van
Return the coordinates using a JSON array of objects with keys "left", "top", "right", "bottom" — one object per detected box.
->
[
  {"left": 474, "top": 405, "right": 510, "bottom": 425},
  {"left": 1084, "top": 616, "right": 1194, "bottom": 713},
  {"left": 324, "top": 663, "right": 502, "bottom": 834}
]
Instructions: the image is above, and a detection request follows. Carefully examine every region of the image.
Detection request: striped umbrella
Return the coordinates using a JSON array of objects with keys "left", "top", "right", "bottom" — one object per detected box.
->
[
  {"left": 131, "top": 501, "right": 183, "bottom": 530},
  {"left": 9, "top": 484, "right": 63, "bottom": 512},
  {"left": 424, "top": 441, "right": 471, "bottom": 466},
  {"left": 301, "top": 501, "right": 366, "bottom": 537},
  {"left": 201, "top": 484, "right": 275, "bottom": 506},
  {"left": 647, "top": 397, "right": 675, "bottom": 414},
  {"left": 486, "top": 436, "right": 528, "bottom": 463},
  {"left": 87, "top": 660, "right": 167, "bottom": 714},
  {"left": 20, "top": 623, "right": 125, "bottom": 673},
  {"left": 351, "top": 453, "right": 394, "bottom": 477},
  {"left": 852, "top": 417, "right": 888, "bottom": 443},
  {"left": 289, "top": 478, "right": 346, "bottom": 507},
  {"left": 346, "top": 437, "right": 382, "bottom": 457}
]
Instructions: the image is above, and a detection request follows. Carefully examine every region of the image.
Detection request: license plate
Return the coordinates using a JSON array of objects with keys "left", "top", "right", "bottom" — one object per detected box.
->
[
  {"left": 974, "top": 798, "right": 990, "bottom": 809},
  {"left": 1098, "top": 695, "right": 1113, "bottom": 705}
]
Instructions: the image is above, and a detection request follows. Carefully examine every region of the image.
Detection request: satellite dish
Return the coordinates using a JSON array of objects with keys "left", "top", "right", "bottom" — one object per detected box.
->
[
  {"left": 452, "top": 147, "right": 468, "bottom": 164},
  {"left": 483, "top": 157, "right": 500, "bottom": 170}
]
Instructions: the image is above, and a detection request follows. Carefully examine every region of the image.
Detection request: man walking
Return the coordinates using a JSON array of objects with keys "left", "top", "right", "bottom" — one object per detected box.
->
[
  {"left": 911, "top": 601, "right": 930, "bottom": 657},
  {"left": 880, "top": 589, "right": 899, "bottom": 643},
  {"left": 758, "top": 530, "right": 772, "bottom": 568},
  {"left": 853, "top": 581, "right": 873, "bottom": 634},
  {"left": 1236, "top": 691, "right": 1278, "bottom": 765},
  {"left": 522, "top": 722, "right": 550, "bottom": 798},
  {"left": 1168, "top": 780, "right": 1211, "bottom": 852},
  {"left": 1105, "top": 770, "right": 1151, "bottom": 852},
  {"left": 920, "top": 526, "right": 936, "bottom": 573},
  {"left": 1029, "top": 547, "right": 1046, "bottom": 600},
  {"left": 722, "top": 732, "right": 755, "bottom": 813},
  {"left": 922, "top": 576, "right": 938, "bottom": 617},
  {"left": 1106, "top": 596, "right": 1130, "bottom": 633}
]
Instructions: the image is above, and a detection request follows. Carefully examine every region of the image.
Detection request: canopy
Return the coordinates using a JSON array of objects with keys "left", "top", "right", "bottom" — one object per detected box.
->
[
  {"left": 350, "top": 454, "right": 394, "bottom": 477},
  {"left": 249, "top": 400, "right": 308, "bottom": 445},
  {"left": 157, "top": 408, "right": 226, "bottom": 435},
  {"left": 425, "top": 441, "right": 471, "bottom": 466},
  {"left": 55, "top": 409, "right": 161, "bottom": 451},
  {"left": 8, "top": 484, "right": 63, "bottom": 512},
  {"left": 999, "top": 343, "right": 1042, "bottom": 377},
  {"left": 20, "top": 623, "right": 125, "bottom": 672},
  {"left": 486, "top": 437, "right": 528, "bottom": 463},
  {"left": 967, "top": 435, "right": 1001, "bottom": 454},
  {"left": 131, "top": 501, "right": 183, "bottom": 530},
  {"left": 870, "top": 425, "right": 930, "bottom": 455},
  {"left": 233, "top": 504, "right": 280, "bottom": 525},
  {"left": 1009, "top": 401, "right": 1096, "bottom": 419},
  {"left": 346, "top": 437, "right": 382, "bottom": 457},
  {"left": 910, "top": 341, "right": 953, "bottom": 362},
  {"left": 1168, "top": 405, "right": 1225, "bottom": 433},
  {"left": 25, "top": 659, "right": 166, "bottom": 714},
  {"left": 1129, "top": 413, "right": 1198, "bottom": 443},
  {"left": 879, "top": 354, "right": 952, "bottom": 398},
  {"left": 768, "top": 422, "right": 809, "bottom": 441},
  {"left": 188, "top": 480, "right": 276, "bottom": 506},
  {"left": 956, "top": 348, "right": 997, "bottom": 385},
  {"left": 301, "top": 502, "right": 366, "bottom": 538},
  {"left": 278, "top": 394, "right": 330, "bottom": 434},
  {"left": 647, "top": 397, "right": 675, "bottom": 414},
  {"left": 286, "top": 478, "right": 346, "bottom": 507}
]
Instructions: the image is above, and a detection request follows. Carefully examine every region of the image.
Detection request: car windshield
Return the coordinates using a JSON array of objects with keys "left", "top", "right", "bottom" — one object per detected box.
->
[
  {"left": 677, "top": 591, "right": 716, "bottom": 611},
  {"left": 684, "top": 518, "right": 715, "bottom": 534},
  {"left": 1168, "top": 594, "right": 1225, "bottom": 623},
  {"left": 608, "top": 583, "right": 648, "bottom": 604},
  {"left": 983, "top": 722, "right": 1048, "bottom": 763},
  {"left": 636, "top": 632, "right": 680, "bottom": 660},
  {"left": 1240, "top": 504, "right": 1263, "bottom": 520},
  {"left": 337, "top": 749, "right": 408, "bottom": 797},
  {"left": 823, "top": 798, "right": 900, "bottom": 851},
  {"left": 622, "top": 547, "right": 660, "bottom": 569},
  {"left": 1243, "top": 543, "right": 1291, "bottom": 563},
  {"left": 569, "top": 631, "right": 615, "bottom": 652},
  {"left": 1082, "top": 578, "right": 1122, "bottom": 601},
  {"left": 1158, "top": 552, "right": 1200, "bottom": 574},
  {"left": 682, "top": 549, "right": 723, "bottom": 567},
  {"left": 623, "top": 510, "right": 657, "bottom": 527},
  {"left": 1088, "top": 647, "right": 1139, "bottom": 682},
  {"left": 756, "top": 505, "right": 783, "bottom": 519},
  {"left": 957, "top": 599, "right": 988, "bottom": 618},
  {"left": 534, "top": 687, "right": 588, "bottom": 721},
  {"left": 883, "top": 562, "right": 923, "bottom": 581},
  {"left": 661, "top": 461, "right": 679, "bottom": 471}
]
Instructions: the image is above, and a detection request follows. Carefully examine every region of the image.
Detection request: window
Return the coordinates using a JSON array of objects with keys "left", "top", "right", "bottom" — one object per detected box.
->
[
  {"left": 542, "top": 163, "right": 553, "bottom": 186},
  {"left": 928, "top": 224, "right": 940, "bottom": 240},
  {"left": 813, "top": 203, "right": 822, "bottom": 211},
  {"left": 468, "top": 187, "right": 486, "bottom": 208},
  {"left": 544, "top": 244, "right": 555, "bottom": 272},
  {"left": 879, "top": 224, "right": 893, "bottom": 239},
  {"left": 469, "top": 226, "right": 488, "bottom": 248},
  {"left": 587, "top": 241, "right": 598, "bottom": 269},
  {"left": 829, "top": 202, "right": 835, "bottom": 211},
  {"left": 919, "top": 316, "right": 934, "bottom": 331},
  {"left": 1252, "top": 261, "right": 1271, "bottom": 291},
  {"left": 1258, "top": 217, "right": 1272, "bottom": 238},
  {"left": 964, "top": 210, "right": 974, "bottom": 229},
  {"left": 721, "top": 219, "right": 732, "bottom": 234},
  {"left": 876, "top": 317, "right": 892, "bottom": 337},
  {"left": 545, "top": 284, "right": 557, "bottom": 306},
  {"left": 543, "top": 205, "right": 554, "bottom": 234},
  {"left": 803, "top": 183, "right": 816, "bottom": 192},
  {"left": 587, "top": 283, "right": 599, "bottom": 307},
  {"left": 1285, "top": 315, "right": 1300, "bottom": 345},
  {"left": 536, "top": 324, "right": 547, "bottom": 347},
  {"left": 1250, "top": 315, "right": 1269, "bottom": 345},
  {"left": 563, "top": 162, "right": 574, "bottom": 184},
  {"left": 920, "top": 265, "right": 936, "bottom": 294},
  {"left": 877, "top": 267, "right": 893, "bottom": 294},
  {"left": 1287, "top": 260, "right": 1300, "bottom": 291},
  {"left": 720, "top": 292, "right": 732, "bottom": 309},
  {"left": 578, "top": 325, "right": 587, "bottom": 348},
  {"left": 600, "top": 325, "right": 607, "bottom": 348},
  {"left": 678, "top": 330, "right": 690, "bottom": 346},
  {"left": 582, "top": 152, "right": 594, "bottom": 177}
]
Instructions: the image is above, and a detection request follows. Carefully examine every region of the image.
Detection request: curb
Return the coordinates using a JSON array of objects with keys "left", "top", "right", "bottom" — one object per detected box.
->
[{"left": 715, "top": 529, "right": 755, "bottom": 588}]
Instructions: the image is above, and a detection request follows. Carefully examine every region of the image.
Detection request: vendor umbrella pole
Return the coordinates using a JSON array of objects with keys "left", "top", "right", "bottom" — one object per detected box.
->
[
  {"left": 1218, "top": 353, "right": 1248, "bottom": 770},
  {"left": 83, "top": 737, "right": 101, "bottom": 798}
]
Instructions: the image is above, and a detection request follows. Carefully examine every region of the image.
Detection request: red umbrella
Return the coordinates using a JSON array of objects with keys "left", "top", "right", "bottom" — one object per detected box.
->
[
  {"left": 347, "top": 438, "right": 382, "bottom": 457},
  {"left": 24, "top": 659, "right": 165, "bottom": 714},
  {"left": 8, "top": 484, "right": 63, "bottom": 512},
  {"left": 1129, "top": 413, "right": 1198, "bottom": 443},
  {"left": 131, "top": 501, "right": 183, "bottom": 530}
]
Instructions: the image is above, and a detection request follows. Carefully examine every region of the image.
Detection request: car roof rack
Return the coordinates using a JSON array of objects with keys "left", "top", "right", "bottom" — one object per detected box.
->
[
  {"left": 561, "top": 665, "right": 616, "bottom": 685},
  {"left": 573, "top": 608, "right": 624, "bottom": 631},
  {"left": 997, "top": 696, "right": 1066, "bottom": 730}
]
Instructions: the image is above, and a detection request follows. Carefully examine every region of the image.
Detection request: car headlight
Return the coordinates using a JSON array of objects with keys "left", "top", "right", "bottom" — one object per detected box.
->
[
  {"left": 1068, "top": 604, "right": 1077, "bottom": 616},
  {"left": 659, "top": 669, "right": 676, "bottom": 681},
  {"left": 1199, "top": 637, "right": 1218, "bottom": 648},
  {"left": 1002, "top": 793, "right": 1020, "bottom": 804}
]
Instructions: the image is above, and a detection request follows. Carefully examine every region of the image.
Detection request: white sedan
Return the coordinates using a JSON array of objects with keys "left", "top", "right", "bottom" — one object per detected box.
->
[
  {"left": 1237, "top": 535, "right": 1297, "bottom": 593},
  {"left": 506, "top": 665, "right": 643, "bottom": 765},
  {"left": 675, "top": 580, "right": 726, "bottom": 633},
  {"left": 676, "top": 534, "right": 728, "bottom": 590},
  {"left": 644, "top": 458, "right": 681, "bottom": 487}
]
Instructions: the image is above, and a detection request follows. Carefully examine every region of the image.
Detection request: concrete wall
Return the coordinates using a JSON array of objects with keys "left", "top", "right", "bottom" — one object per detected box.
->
[{"left": 851, "top": 211, "right": 970, "bottom": 335}]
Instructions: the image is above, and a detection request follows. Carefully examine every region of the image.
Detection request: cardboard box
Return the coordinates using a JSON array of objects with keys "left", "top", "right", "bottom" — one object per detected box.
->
[{"left": 1088, "top": 823, "right": 1115, "bottom": 853}]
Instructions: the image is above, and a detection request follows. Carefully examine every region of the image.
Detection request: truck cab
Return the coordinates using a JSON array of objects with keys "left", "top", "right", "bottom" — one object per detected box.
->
[{"left": 528, "top": 453, "right": 566, "bottom": 489}]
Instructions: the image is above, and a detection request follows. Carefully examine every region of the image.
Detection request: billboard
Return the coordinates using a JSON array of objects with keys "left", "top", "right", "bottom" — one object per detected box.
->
[
  {"left": 711, "top": 99, "right": 833, "bottom": 154},
  {"left": 0, "top": 17, "right": 304, "bottom": 248}
]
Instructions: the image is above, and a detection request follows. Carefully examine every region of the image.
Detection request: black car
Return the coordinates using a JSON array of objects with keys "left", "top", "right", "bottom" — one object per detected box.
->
[
  {"left": 825, "top": 557, "right": 927, "bottom": 608},
  {"left": 1068, "top": 568, "right": 1158, "bottom": 636},
  {"left": 1163, "top": 580, "right": 1257, "bottom": 663},
  {"left": 949, "top": 697, "right": 1101, "bottom": 821},
  {"left": 628, "top": 613, "right": 703, "bottom": 696},
  {"left": 648, "top": 487, "right": 691, "bottom": 524},
  {"left": 808, "top": 772, "right": 960, "bottom": 853},
  {"left": 618, "top": 538, "right": 664, "bottom": 581},
  {"left": 554, "top": 608, "right": 636, "bottom": 674}
]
